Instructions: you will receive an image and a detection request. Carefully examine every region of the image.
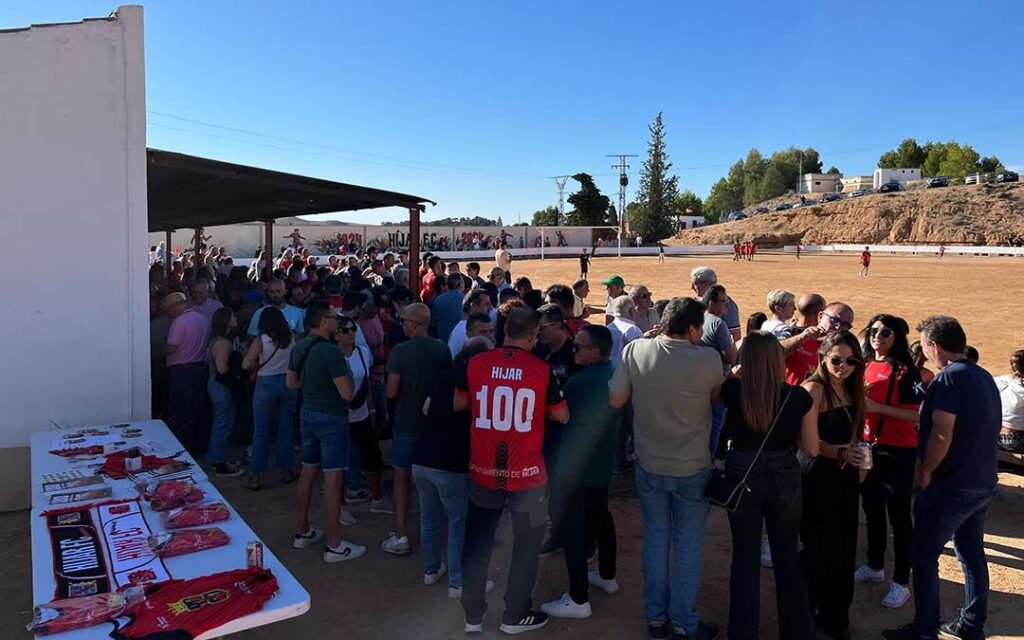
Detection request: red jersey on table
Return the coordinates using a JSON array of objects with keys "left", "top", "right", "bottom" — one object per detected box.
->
[
  {"left": 109, "top": 567, "right": 278, "bottom": 640},
  {"left": 456, "top": 346, "right": 567, "bottom": 491},
  {"left": 863, "top": 360, "right": 925, "bottom": 447}
]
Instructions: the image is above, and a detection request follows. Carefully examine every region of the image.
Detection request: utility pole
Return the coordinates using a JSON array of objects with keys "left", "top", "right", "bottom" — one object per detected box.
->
[
  {"left": 549, "top": 175, "right": 571, "bottom": 226},
  {"left": 607, "top": 154, "right": 637, "bottom": 235}
]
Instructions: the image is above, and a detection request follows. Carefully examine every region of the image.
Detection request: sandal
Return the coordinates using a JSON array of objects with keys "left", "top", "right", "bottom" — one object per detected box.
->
[
  {"left": 245, "top": 475, "right": 261, "bottom": 491},
  {"left": 281, "top": 468, "right": 298, "bottom": 484}
]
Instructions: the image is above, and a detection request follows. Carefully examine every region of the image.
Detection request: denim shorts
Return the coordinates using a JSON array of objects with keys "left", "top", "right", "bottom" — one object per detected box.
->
[
  {"left": 300, "top": 408, "right": 349, "bottom": 472},
  {"left": 392, "top": 432, "right": 418, "bottom": 469}
]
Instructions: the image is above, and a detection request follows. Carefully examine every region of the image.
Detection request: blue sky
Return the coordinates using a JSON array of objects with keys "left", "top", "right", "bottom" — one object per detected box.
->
[{"left": 4, "top": 1, "right": 1023, "bottom": 224}]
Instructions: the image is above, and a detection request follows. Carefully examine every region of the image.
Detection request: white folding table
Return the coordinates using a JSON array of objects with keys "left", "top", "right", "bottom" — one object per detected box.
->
[{"left": 30, "top": 420, "right": 309, "bottom": 639}]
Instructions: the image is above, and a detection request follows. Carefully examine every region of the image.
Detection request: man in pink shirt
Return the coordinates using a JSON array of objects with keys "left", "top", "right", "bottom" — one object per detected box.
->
[{"left": 163, "top": 292, "right": 211, "bottom": 454}]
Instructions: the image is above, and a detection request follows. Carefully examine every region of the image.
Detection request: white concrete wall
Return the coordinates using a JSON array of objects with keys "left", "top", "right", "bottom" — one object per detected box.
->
[
  {"left": 873, "top": 168, "right": 922, "bottom": 189},
  {"left": 0, "top": 6, "right": 150, "bottom": 450}
]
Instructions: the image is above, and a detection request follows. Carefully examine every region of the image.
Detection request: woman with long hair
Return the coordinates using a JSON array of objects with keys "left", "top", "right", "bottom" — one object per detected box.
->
[
  {"left": 207, "top": 307, "right": 243, "bottom": 477},
  {"left": 737, "top": 311, "right": 769, "bottom": 357},
  {"left": 800, "top": 331, "right": 869, "bottom": 640},
  {"left": 996, "top": 349, "right": 1024, "bottom": 453},
  {"left": 242, "top": 306, "right": 296, "bottom": 490},
  {"left": 718, "top": 332, "right": 819, "bottom": 639},
  {"left": 335, "top": 315, "right": 390, "bottom": 523},
  {"left": 854, "top": 315, "right": 924, "bottom": 608}
]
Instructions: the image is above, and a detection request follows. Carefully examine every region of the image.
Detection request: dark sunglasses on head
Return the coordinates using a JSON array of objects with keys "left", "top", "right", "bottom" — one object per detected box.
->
[
  {"left": 868, "top": 327, "right": 894, "bottom": 339},
  {"left": 829, "top": 356, "right": 862, "bottom": 368}
]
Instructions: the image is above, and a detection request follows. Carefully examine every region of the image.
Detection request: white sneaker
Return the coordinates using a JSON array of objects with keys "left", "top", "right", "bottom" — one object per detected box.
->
[
  {"left": 339, "top": 507, "right": 358, "bottom": 527},
  {"left": 882, "top": 581, "right": 911, "bottom": 608},
  {"left": 381, "top": 532, "right": 411, "bottom": 555},
  {"left": 540, "top": 593, "right": 592, "bottom": 619},
  {"left": 424, "top": 562, "right": 448, "bottom": 585},
  {"left": 760, "top": 535, "right": 773, "bottom": 568},
  {"left": 465, "top": 614, "right": 485, "bottom": 633},
  {"left": 854, "top": 564, "right": 886, "bottom": 583},
  {"left": 293, "top": 527, "right": 323, "bottom": 549},
  {"left": 449, "top": 580, "right": 495, "bottom": 599},
  {"left": 588, "top": 570, "right": 620, "bottom": 595},
  {"left": 323, "top": 540, "right": 366, "bottom": 563},
  {"left": 370, "top": 497, "right": 395, "bottom": 514}
]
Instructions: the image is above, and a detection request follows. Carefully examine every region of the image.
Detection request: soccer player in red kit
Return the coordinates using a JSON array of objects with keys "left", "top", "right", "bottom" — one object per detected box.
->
[
  {"left": 455, "top": 306, "right": 569, "bottom": 635},
  {"left": 860, "top": 246, "right": 872, "bottom": 276}
]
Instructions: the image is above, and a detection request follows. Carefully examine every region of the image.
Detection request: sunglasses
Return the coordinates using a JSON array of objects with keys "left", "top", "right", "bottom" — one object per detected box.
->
[
  {"left": 338, "top": 326, "right": 356, "bottom": 334},
  {"left": 637, "top": 293, "right": 651, "bottom": 299},
  {"left": 823, "top": 312, "right": 853, "bottom": 330},
  {"left": 868, "top": 327, "right": 894, "bottom": 339},
  {"left": 828, "top": 356, "right": 862, "bottom": 368}
]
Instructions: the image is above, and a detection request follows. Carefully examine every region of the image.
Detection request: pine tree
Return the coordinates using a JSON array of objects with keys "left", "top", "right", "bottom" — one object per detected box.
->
[{"left": 631, "top": 112, "right": 679, "bottom": 241}]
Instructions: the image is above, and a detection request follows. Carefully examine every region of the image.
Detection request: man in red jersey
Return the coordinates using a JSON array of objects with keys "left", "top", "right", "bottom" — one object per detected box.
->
[{"left": 454, "top": 306, "right": 569, "bottom": 635}]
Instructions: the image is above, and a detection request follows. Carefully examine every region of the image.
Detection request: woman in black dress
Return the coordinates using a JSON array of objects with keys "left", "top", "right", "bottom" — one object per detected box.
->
[
  {"left": 800, "top": 331, "right": 868, "bottom": 640},
  {"left": 717, "top": 331, "right": 820, "bottom": 639}
]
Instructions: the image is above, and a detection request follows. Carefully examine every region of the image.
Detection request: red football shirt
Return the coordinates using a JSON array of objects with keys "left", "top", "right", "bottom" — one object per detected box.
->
[
  {"left": 456, "top": 347, "right": 566, "bottom": 491},
  {"left": 863, "top": 360, "right": 925, "bottom": 447},
  {"left": 861, "top": 251, "right": 871, "bottom": 265}
]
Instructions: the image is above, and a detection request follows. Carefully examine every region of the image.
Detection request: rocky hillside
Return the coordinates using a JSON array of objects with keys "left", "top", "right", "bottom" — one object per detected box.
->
[{"left": 671, "top": 181, "right": 1024, "bottom": 246}]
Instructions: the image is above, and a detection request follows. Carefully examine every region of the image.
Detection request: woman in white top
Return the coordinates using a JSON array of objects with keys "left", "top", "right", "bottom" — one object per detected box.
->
[
  {"left": 761, "top": 289, "right": 796, "bottom": 339},
  {"left": 996, "top": 349, "right": 1024, "bottom": 452},
  {"left": 336, "top": 315, "right": 390, "bottom": 515},
  {"left": 242, "top": 306, "right": 296, "bottom": 490}
]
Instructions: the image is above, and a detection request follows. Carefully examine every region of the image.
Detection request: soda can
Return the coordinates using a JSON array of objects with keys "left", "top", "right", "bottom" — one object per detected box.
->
[
  {"left": 246, "top": 540, "right": 264, "bottom": 568},
  {"left": 857, "top": 442, "right": 873, "bottom": 470}
]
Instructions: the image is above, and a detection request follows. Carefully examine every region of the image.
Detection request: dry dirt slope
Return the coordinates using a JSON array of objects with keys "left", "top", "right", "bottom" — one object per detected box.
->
[{"left": 671, "top": 181, "right": 1024, "bottom": 247}]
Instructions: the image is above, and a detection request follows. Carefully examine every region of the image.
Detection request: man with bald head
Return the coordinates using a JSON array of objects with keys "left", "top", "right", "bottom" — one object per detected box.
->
[{"left": 383, "top": 302, "right": 453, "bottom": 555}]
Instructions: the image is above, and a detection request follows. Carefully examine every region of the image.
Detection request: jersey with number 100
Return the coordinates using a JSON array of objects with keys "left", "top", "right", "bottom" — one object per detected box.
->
[{"left": 457, "top": 347, "right": 566, "bottom": 491}]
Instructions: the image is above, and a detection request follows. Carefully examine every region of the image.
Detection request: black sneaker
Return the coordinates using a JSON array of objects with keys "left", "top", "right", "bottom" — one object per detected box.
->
[
  {"left": 881, "top": 624, "right": 934, "bottom": 640},
  {"left": 673, "top": 621, "right": 719, "bottom": 640},
  {"left": 213, "top": 460, "right": 244, "bottom": 478},
  {"left": 648, "top": 620, "right": 670, "bottom": 640},
  {"left": 499, "top": 611, "right": 548, "bottom": 635},
  {"left": 939, "top": 618, "right": 982, "bottom": 640}
]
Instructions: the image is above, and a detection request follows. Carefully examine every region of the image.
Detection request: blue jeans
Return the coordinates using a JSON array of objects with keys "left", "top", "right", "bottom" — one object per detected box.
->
[
  {"left": 634, "top": 464, "right": 712, "bottom": 632},
  {"left": 912, "top": 480, "right": 996, "bottom": 636},
  {"left": 412, "top": 465, "right": 469, "bottom": 587},
  {"left": 393, "top": 432, "right": 417, "bottom": 469},
  {"left": 206, "top": 377, "right": 236, "bottom": 464},
  {"left": 300, "top": 409, "right": 350, "bottom": 472},
  {"left": 251, "top": 374, "right": 296, "bottom": 474}
]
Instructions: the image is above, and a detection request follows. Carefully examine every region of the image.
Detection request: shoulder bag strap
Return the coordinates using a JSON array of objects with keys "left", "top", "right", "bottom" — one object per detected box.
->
[
  {"left": 872, "top": 361, "right": 903, "bottom": 443},
  {"left": 729, "top": 388, "right": 792, "bottom": 490}
]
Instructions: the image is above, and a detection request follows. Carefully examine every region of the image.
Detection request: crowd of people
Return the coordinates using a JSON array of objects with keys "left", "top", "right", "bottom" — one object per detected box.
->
[{"left": 146, "top": 241, "right": 1021, "bottom": 640}]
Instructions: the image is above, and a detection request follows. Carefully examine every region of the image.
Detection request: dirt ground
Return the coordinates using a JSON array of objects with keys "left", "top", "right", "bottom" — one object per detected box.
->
[{"left": 5, "top": 254, "right": 1023, "bottom": 639}]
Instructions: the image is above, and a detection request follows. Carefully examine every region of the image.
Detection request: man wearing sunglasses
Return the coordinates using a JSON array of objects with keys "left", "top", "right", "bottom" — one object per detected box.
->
[{"left": 784, "top": 301, "right": 853, "bottom": 385}]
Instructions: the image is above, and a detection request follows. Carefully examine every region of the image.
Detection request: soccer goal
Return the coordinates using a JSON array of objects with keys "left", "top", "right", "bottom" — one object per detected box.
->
[{"left": 534, "top": 226, "right": 623, "bottom": 259}]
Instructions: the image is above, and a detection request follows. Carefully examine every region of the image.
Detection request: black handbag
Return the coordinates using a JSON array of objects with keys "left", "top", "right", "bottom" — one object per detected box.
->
[{"left": 706, "top": 390, "right": 791, "bottom": 512}]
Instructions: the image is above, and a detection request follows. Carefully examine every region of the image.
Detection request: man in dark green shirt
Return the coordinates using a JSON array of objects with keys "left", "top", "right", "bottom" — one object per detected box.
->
[
  {"left": 382, "top": 302, "right": 453, "bottom": 555},
  {"left": 286, "top": 301, "right": 366, "bottom": 564},
  {"left": 541, "top": 325, "right": 622, "bottom": 620}
]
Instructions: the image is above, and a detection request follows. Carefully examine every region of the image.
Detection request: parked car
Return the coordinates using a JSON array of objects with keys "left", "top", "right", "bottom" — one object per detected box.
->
[
  {"left": 926, "top": 177, "right": 949, "bottom": 188},
  {"left": 726, "top": 211, "right": 748, "bottom": 222},
  {"left": 995, "top": 171, "right": 1019, "bottom": 183},
  {"left": 754, "top": 207, "right": 769, "bottom": 214},
  {"left": 849, "top": 189, "right": 872, "bottom": 198},
  {"left": 965, "top": 174, "right": 978, "bottom": 185},
  {"left": 822, "top": 193, "right": 842, "bottom": 202},
  {"left": 878, "top": 181, "right": 902, "bottom": 193},
  {"left": 774, "top": 202, "right": 793, "bottom": 211}
]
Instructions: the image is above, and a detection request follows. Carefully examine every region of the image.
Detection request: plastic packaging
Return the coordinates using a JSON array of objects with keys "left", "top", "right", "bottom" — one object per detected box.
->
[
  {"left": 148, "top": 527, "right": 230, "bottom": 557},
  {"left": 27, "top": 587, "right": 144, "bottom": 636},
  {"left": 162, "top": 502, "right": 230, "bottom": 529},
  {"left": 136, "top": 478, "right": 205, "bottom": 511}
]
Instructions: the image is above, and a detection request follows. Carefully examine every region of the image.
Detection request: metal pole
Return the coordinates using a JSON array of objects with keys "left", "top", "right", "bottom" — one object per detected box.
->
[
  {"left": 193, "top": 228, "right": 201, "bottom": 266},
  {"left": 164, "top": 230, "right": 172, "bottom": 281},
  {"left": 540, "top": 228, "right": 545, "bottom": 260},
  {"left": 617, "top": 227, "right": 622, "bottom": 258},
  {"left": 264, "top": 220, "right": 274, "bottom": 283},
  {"left": 410, "top": 207, "right": 421, "bottom": 301}
]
